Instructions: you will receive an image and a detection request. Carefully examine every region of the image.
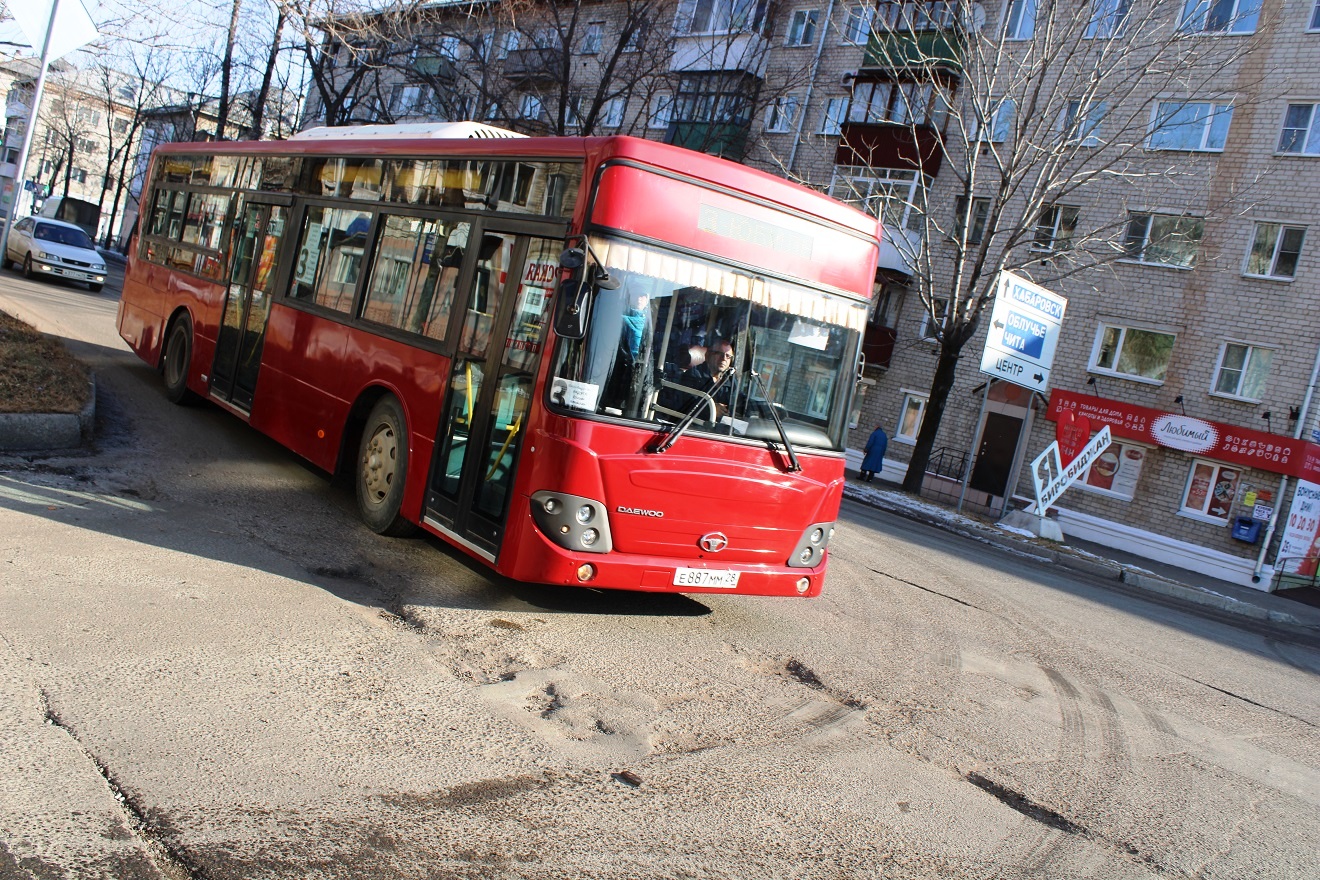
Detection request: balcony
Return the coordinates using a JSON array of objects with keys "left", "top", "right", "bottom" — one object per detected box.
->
[
  {"left": 411, "top": 55, "right": 456, "bottom": 81},
  {"left": 864, "top": 29, "right": 964, "bottom": 72},
  {"left": 862, "top": 324, "right": 896, "bottom": 369},
  {"left": 503, "top": 47, "right": 564, "bottom": 84},
  {"left": 664, "top": 121, "right": 749, "bottom": 162},
  {"left": 836, "top": 121, "right": 944, "bottom": 176},
  {"left": 670, "top": 32, "right": 769, "bottom": 78}
]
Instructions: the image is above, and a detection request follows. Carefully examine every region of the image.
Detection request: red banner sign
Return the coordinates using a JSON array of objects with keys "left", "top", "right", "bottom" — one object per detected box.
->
[
  {"left": 1056, "top": 410, "right": 1091, "bottom": 465},
  {"left": 1047, "top": 389, "right": 1320, "bottom": 481}
]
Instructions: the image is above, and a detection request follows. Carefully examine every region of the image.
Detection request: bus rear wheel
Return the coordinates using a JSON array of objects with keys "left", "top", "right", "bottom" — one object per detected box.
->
[
  {"left": 162, "top": 316, "right": 197, "bottom": 405},
  {"left": 357, "top": 396, "right": 417, "bottom": 537}
]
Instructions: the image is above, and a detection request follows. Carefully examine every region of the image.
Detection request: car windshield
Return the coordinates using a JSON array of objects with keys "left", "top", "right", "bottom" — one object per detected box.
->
[
  {"left": 549, "top": 237, "right": 866, "bottom": 451},
  {"left": 34, "top": 223, "right": 94, "bottom": 250}
]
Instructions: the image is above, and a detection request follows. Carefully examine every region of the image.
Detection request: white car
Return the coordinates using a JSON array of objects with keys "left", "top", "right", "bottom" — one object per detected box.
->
[{"left": 4, "top": 216, "right": 107, "bottom": 292}]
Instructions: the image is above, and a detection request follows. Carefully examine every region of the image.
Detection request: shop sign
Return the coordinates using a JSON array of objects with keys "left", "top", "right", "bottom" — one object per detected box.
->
[
  {"left": 1030, "top": 426, "right": 1113, "bottom": 513},
  {"left": 1048, "top": 389, "right": 1315, "bottom": 479},
  {"left": 1056, "top": 411, "right": 1091, "bottom": 465},
  {"left": 1276, "top": 480, "right": 1320, "bottom": 576}
]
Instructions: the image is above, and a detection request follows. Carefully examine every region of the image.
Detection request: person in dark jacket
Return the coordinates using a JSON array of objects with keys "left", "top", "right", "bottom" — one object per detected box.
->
[{"left": 861, "top": 425, "right": 888, "bottom": 482}]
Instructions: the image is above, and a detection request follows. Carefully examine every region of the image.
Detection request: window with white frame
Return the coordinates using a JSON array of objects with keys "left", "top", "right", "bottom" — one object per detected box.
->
[
  {"left": 1090, "top": 323, "right": 1176, "bottom": 383},
  {"left": 1123, "top": 212, "right": 1204, "bottom": 268},
  {"left": 919, "top": 297, "right": 949, "bottom": 340},
  {"left": 623, "top": 24, "right": 646, "bottom": 51},
  {"left": 765, "top": 95, "right": 802, "bottom": 132},
  {"left": 954, "top": 196, "right": 991, "bottom": 244},
  {"left": 1212, "top": 341, "right": 1272, "bottom": 400},
  {"left": 849, "top": 80, "right": 950, "bottom": 128},
  {"left": 786, "top": 8, "right": 819, "bottom": 44},
  {"left": 601, "top": 96, "right": 627, "bottom": 128},
  {"left": 972, "top": 98, "right": 1014, "bottom": 142},
  {"left": 1078, "top": 439, "right": 1147, "bottom": 500},
  {"left": 1244, "top": 222, "right": 1305, "bottom": 279},
  {"left": 830, "top": 166, "right": 927, "bottom": 232},
  {"left": 675, "top": 0, "right": 768, "bottom": 35},
  {"left": 390, "top": 84, "right": 422, "bottom": 114},
  {"left": 500, "top": 31, "right": 521, "bottom": 57},
  {"left": 1278, "top": 104, "right": 1320, "bottom": 155},
  {"left": 649, "top": 93, "right": 673, "bottom": 129},
  {"left": 71, "top": 168, "right": 88, "bottom": 184},
  {"left": 1148, "top": 101, "right": 1233, "bottom": 151},
  {"left": 820, "top": 97, "right": 848, "bottom": 134},
  {"left": 842, "top": 4, "right": 874, "bottom": 43},
  {"left": 1310, "top": 0, "right": 1320, "bottom": 30},
  {"left": 1061, "top": 99, "right": 1106, "bottom": 146},
  {"left": 519, "top": 94, "right": 545, "bottom": 120},
  {"left": 895, "top": 391, "right": 928, "bottom": 442},
  {"left": 1004, "top": 0, "right": 1037, "bottom": 39},
  {"left": 1032, "top": 204, "right": 1079, "bottom": 252},
  {"left": 1180, "top": 459, "right": 1240, "bottom": 522},
  {"left": 877, "top": 1, "right": 958, "bottom": 30},
  {"left": 1177, "top": 0, "right": 1261, "bottom": 34},
  {"left": 1085, "top": 0, "right": 1131, "bottom": 37},
  {"left": 580, "top": 22, "right": 604, "bottom": 53}
]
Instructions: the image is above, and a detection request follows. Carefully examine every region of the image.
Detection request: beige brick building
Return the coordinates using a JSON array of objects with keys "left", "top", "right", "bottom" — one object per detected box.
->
[{"left": 307, "top": 0, "right": 1320, "bottom": 588}]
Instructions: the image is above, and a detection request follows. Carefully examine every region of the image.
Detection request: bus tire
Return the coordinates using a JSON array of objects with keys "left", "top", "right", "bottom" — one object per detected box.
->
[
  {"left": 356, "top": 396, "right": 417, "bottom": 537},
  {"left": 162, "top": 316, "right": 197, "bottom": 405}
]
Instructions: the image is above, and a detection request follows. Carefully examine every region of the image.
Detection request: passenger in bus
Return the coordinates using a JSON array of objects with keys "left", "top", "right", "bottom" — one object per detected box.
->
[{"left": 680, "top": 338, "right": 736, "bottom": 417}]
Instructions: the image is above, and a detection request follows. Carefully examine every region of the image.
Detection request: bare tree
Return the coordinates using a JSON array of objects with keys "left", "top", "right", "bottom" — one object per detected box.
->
[{"left": 826, "top": 0, "right": 1263, "bottom": 494}]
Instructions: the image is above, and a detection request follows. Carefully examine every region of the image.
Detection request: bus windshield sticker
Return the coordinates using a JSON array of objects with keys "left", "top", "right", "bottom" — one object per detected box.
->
[{"left": 550, "top": 378, "right": 600, "bottom": 411}]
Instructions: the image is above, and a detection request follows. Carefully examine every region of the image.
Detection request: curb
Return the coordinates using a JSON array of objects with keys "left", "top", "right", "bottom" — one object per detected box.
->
[
  {"left": 844, "top": 484, "right": 1315, "bottom": 629},
  {"left": 0, "top": 374, "right": 95, "bottom": 451}
]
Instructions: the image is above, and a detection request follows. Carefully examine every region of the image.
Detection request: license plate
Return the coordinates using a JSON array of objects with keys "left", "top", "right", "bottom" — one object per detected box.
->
[{"left": 673, "top": 567, "right": 740, "bottom": 589}]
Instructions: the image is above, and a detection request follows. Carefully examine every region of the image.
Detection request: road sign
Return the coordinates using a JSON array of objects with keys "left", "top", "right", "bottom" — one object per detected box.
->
[
  {"left": 979, "top": 271, "right": 1067, "bottom": 392},
  {"left": 1029, "top": 425, "right": 1112, "bottom": 514}
]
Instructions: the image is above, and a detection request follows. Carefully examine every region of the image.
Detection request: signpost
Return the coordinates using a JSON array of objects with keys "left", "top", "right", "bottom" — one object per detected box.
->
[
  {"left": 1029, "top": 425, "right": 1112, "bottom": 515},
  {"left": 978, "top": 271, "right": 1068, "bottom": 392}
]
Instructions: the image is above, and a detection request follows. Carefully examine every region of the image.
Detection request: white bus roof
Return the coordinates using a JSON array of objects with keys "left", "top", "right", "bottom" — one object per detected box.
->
[{"left": 289, "top": 122, "right": 527, "bottom": 141}]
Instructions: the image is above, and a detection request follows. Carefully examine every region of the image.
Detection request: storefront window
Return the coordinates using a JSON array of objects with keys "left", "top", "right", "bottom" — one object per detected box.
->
[
  {"left": 1180, "top": 459, "right": 1240, "bottom": 521},
  {"left": 1078, "top": 440, "right": 1147, "bottom": 500}
]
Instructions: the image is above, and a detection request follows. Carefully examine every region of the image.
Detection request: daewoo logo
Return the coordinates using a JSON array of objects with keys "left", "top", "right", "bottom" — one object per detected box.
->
[
  {"left": 1151, "top": 414, "right": 1218, "bottom": 454},
  {"left": 617, "top": 506, "right": 664, "bottom": 517}
]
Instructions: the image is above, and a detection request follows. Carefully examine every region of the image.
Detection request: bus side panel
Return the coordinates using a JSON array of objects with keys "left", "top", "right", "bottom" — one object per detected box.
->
[
  {"left": 117, "top": 261, "right": 171, "bottom": 366},
  {"left": 249, "top": 304, "right": 354, "bottom": 472},
  {"left": 168, "top": 272, "right": 226, "bottom": 379}
]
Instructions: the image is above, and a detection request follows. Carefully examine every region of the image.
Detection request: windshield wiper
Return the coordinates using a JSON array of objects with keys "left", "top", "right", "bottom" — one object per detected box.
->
[
  {"left": 747, "top": 370, "right": 801, "bottom": 472},
  {"left": 650, "top": 371, "right": 733, "bottom": 454}
]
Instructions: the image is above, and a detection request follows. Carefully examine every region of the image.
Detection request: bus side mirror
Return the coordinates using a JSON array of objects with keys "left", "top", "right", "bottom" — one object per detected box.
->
[{"left": 554, "top": 274, "right": 591, "bottom": 340}]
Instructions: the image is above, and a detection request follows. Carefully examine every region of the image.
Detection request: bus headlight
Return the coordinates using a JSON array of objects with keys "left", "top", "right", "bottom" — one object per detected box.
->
[
  {"left": 787, "top": 521, "right": 835, "bottom": 568},
  {"left": 531, "top": 490, "right": 612, "bottom": 554}
]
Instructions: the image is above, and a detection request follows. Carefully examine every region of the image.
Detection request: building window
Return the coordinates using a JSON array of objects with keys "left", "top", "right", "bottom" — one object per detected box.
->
[
  {"left": 820, "top": 97, "right": 847, "bottom": 134},
  {"left": 1032, "top": 204, "right": 1079, "bottom": 252},
  {"left": 830, "top": 166, "right": 926, "bottom": 232},
  {"left": 1212, "top": 341, "right": 1272, "bottom": 400},
  {"left": 1123, "top": 212, "right": 1204, "bottom": 268},
  {"left": 519, "top": 95, "right": 544, "bottom": 120},
  {"left": 1180, "top": 460, "right": 1240, "bottom": 522},
  {"left": 113, "top": 117, "right": 130, "bottom": 134},
  {"left": 896, "top": 391, "right": 928, "bottom": 443},
  {"left": 580, "top": 22, "right": 604, "bottom": 53},
  {"left": 1078, "top": 440, "right": 1147, "bottom": 500},
  {"left": 842, "top": 4, "right": 874, "bottom": 43},
  {"left": 1278, "top": 104, "right": 1320, "bottom": 155},
  {"left": 1085, "top": 0, "right": 1131, "bottom": 37},
  {"left": 973, "top": 98, "right": 1014, "bottom": 143},
  {"left": 1061, "top": 99, "right": 1106, "bottom": 146},
  {"left": 786, "top": 8, "right": 819, "bottom": 44},
  {"left": 919, "top": 297, "right": 949, "bottom": 341},
  {"left": 71, "top": 168, "right": 88, "bottom": 184},
  {"left": 764, "top": 95, "right": 802, "bottom": 132},
  {"left": 849, "top": 80, "right": 949, "bottom": 128},
  {"left": 1311, "top": 0, "right": 1320, "bottom": 30},
  {"left": 1148, "top": 101, "right": 1233, "bottom": 151},
  {"left": 622, "top": 24, "right": 646, "bottom": 51},
  {"left": 675, "top": 0, "right": 768, "bottom": 35},
  {"left": 1244, "top": 222, "right": 1305, "bottom": 279},
  {"left": 601, "top": 96, "right": 627, "bottom": 128},
  {"left": 1004, "top": 0, "right": 1037, "bottom": 39},
  {"left": 1177, "top": 0, "right": 1261, "bottom": 34},
  {"left": 649, "top": 93, "right": 674, "bottom": 129},
  {"left": 954, "top": 196, "right": 991, "bottom": 244},
  {"left": 1090, "top": 323, "right": 1176, "bottom": 383}
]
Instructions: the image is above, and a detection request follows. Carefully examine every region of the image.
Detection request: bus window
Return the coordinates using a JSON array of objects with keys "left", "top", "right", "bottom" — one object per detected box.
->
[
  {"left": 362, "top": 213, "right": 459, "bottom": 337},
  {"left": 180, "top": 193, "right": 231, "bottom": 250},
  {"left": 290, "top": 206, "right": 373, "bottom": 313},
  {"left": 458, "top": 233, "right": 514, "bottom": 358}
]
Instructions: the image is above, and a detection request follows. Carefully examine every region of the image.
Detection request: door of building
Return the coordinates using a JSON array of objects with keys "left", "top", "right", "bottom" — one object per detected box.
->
[{"left": 969, "top": 411, "right": 1024, "bottom": 498}]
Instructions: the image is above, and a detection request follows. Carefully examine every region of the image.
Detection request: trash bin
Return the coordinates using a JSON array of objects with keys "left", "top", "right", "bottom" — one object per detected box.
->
[{"left": 1231, "top": 516, "right": 1262, "bottom": 543}]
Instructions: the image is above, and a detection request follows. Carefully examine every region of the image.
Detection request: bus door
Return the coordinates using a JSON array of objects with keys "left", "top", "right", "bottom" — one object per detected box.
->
[
  {"left": 211, "top": 198, "right": 290, "bottom": 411},
  {"left": 424, "top": 226, "right": 562, "bottom": 559}
]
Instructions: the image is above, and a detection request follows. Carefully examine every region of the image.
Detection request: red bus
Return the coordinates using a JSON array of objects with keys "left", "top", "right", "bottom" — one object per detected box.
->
[{"left": 117, "top": 123, "right": 879, "bottom": 597}]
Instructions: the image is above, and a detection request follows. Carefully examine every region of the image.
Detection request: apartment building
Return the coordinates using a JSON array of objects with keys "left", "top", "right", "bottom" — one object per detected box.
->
[{"left": 304, "top": 0, "right": 1320, "bottom": 588}]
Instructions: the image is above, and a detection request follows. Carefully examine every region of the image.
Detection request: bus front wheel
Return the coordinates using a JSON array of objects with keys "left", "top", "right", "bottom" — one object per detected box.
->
[
  {"left": 162, "top": 317, "right": 197, "bottom": 405},
  {"left": 357, "top": 396, "right": 417, "bottom": 537}
]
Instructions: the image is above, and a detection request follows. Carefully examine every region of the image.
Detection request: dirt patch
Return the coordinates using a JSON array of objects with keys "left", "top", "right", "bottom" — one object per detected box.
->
[{"left": 0, "top": 310, "right": 90, "bottom": 414}]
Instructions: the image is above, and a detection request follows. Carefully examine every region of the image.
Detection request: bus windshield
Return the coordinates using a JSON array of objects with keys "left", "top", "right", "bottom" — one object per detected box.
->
[{"left": 549, "top": 237, "right": 864, "bottom": 451}]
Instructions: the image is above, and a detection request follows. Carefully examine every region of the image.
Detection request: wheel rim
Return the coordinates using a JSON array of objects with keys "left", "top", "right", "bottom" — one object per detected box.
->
[{"left": 361, "top": 422, "right": 398, "bottom": 505}]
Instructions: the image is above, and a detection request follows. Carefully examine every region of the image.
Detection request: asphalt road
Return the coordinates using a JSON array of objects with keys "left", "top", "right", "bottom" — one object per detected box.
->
[{"left": 0, "top": 264, "right": 1317, "bottom": 879}]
